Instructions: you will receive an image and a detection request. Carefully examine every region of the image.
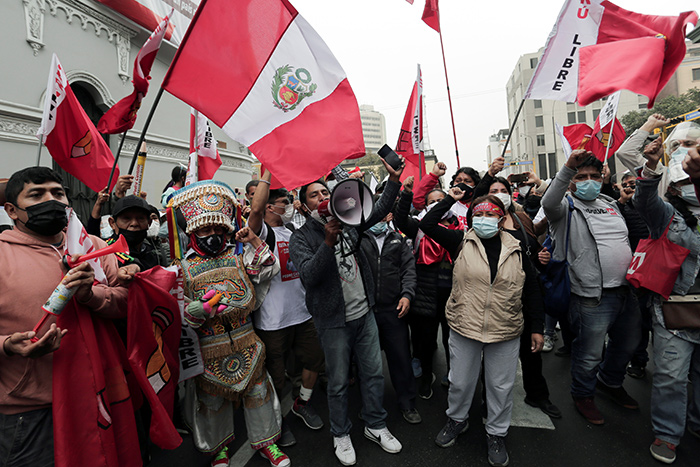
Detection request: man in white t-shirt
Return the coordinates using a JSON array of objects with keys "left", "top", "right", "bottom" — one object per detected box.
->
[{"left": 248, "top": 171, "right": 325, "bottom": 447}]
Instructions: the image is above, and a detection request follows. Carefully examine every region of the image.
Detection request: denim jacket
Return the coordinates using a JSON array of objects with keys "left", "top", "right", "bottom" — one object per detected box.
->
[{"left": 634, "top": 172, "right": 700, "bottom": 344}]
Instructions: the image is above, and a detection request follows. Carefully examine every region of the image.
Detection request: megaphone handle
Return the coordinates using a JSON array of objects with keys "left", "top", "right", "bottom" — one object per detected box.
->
[{"left": 30, "top": 312, "right": 51, "bottom": 343}]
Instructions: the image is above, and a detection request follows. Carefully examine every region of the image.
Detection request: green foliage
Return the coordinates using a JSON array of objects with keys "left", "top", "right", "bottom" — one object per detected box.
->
[{"left": 620, "top": 88, "right": 700, "bottom": 133}]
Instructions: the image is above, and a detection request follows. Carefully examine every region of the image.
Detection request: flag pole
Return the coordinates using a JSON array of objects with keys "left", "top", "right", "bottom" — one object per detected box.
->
[
  {"left": 35, "top": 139, "right": 43, "bottom": 166},
  {"left": 128, "top": 87, "right": 165, "bottom": 174},
  {"left": 438, "top": 29, "right": 460, "bottom": 168},
  {"left": 603, "top": 106, "right": 618, "bottom": 165},
  {"left": 500, "top": 98, "right": 526, "bottom": 159},
  {"left": 105, "top": 131, "right": 127, "bottom": 192}
]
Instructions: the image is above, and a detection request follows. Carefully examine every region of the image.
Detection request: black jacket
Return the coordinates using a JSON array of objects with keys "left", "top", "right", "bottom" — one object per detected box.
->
[{"left": 360, "top": 229, "right": 417, "bottom": 313}]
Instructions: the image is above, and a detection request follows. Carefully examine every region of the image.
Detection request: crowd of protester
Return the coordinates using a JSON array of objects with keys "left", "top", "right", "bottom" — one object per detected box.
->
[{"left": 1, "top": 114, "right": 700, "bottom": 467}]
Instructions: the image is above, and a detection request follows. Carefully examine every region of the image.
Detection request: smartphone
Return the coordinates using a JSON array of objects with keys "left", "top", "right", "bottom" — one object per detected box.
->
[
  {"left": 377, "top": 144, "right": 402, "bottom": 171},
  {"left": 510, "top": 173, "right": 528, "bottom": 183}
]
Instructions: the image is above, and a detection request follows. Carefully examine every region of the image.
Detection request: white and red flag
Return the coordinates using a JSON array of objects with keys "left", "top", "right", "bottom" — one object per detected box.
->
[
  {"left": 161, "top": 0, "right": 364, "bottom": 189},
  {"left": 36, "top": 54, "right": 117, "bottom": 193},
  {"left": 525, "top": 0, "right": 697, "bottom": 108},
  {"left": 98, "top": 9, "right": 172, "bottom": 134},
  {"left": 186, "top": 109, "right": 222, "bottom": 185},
  {"left": 422, "top": 0, "right": 440, "bottom": 32},
  {"left": 396, "top": 65, "right": 426, "bottom": 181}
]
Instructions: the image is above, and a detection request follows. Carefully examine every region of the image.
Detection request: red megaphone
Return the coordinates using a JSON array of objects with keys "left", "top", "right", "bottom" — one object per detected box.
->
[
  {"left": 317, "top": 199, "right": 332, "bottom": 218},
  {"left": 63, "top": 235, "right": 130, "bottom": 269}
]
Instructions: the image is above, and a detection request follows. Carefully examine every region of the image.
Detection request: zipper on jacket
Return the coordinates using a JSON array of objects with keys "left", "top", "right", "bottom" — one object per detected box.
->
[{"left": 482, "top": 282, "right": 494, "bottom": 341}]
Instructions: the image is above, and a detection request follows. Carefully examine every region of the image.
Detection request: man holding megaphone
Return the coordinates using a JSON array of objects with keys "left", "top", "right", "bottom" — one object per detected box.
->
[{"left": 289, "top": 153, "right": 405, "bottom": 466}]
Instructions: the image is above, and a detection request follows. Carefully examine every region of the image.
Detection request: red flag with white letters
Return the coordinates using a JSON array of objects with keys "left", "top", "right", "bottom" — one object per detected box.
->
[
  {"left": 396, "top": 65, "right": 426, "bottom": 181},
  {"left": 37, "top": 54, "right": 116, "bottom": 193},
  {"left": 186, "top": 109, "right": 222, "bottom": 184}
]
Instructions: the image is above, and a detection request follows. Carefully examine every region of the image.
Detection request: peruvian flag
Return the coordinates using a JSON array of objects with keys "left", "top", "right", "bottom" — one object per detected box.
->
[
  {"left": 36, "top": 54, "right": 117, "bottom": 193},
  {"left": 396, "top": 65, "right": 426, "bottom": 181},
  {"left": 422, "top": 0, "right": 440, "bottom": 32},
  {"left": 525, "top": 0, "right": 697, "bottom": 108},
  {"left": 161, "top": 0, "right": 365, "bottom": 190},
  {"left": 97, "top": 9, "right": 172, "bottom": 134},
  {"left": 126, "top": 266, "right": 183, "bottom": 450},
  {"left": 185, "top": 109, "right": 222, "bottom": 185}
]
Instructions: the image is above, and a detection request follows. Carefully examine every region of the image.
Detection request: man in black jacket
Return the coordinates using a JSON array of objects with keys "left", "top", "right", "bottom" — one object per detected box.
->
[
  {"left": 360, "top": 211, "right": 418, "bottom": 424},
  {"left": 289, "top": 158, "right": 404, "bottom": 466}
]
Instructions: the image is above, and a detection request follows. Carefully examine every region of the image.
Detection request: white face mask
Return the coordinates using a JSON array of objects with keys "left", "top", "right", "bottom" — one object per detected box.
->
[
  {"left": 272, "top": 204, "right": 295, "bottom": 224},
  {"left": 147, "top": 219, "right": 160, "bottom": 238},
  {"left": 518, "top": 185, "right": 532, "bottom": 197},
  {"left": 494, "top": 192, "right": 512, "bottom": 211}
]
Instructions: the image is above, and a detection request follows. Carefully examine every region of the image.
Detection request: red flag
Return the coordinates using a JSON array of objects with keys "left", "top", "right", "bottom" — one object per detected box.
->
[
  {"left": 37, "top": 54, "right": 117, "bottom": 193},
  {"left": 422, "top": 0, "right": 440, "bottom": 32},
  {"left": 98, "top": 11, "right": 172, "bottom": 134},
  {"left": 161, "top": 0, "right": 365, "bottom": 190},
  {"left": 561, "top": 120, "right": 625, "bottom": 163},
  {"left": 562, "top": 123, "right": 594, "bottom": 152},
  {"left": 94, "top": 0, "right": 175, "bottom": 41},
  {"left": 53, "top": 302, "right": 141, "bottom": 467},
  {"left": 396, "top": 65, "right": 426, "bottom": 181},
  {"left": 186, "top": 109, "right": 222, "bottom": 184},
  {"left": 127, "top": 267, "right": 183, "bottom": 450}
]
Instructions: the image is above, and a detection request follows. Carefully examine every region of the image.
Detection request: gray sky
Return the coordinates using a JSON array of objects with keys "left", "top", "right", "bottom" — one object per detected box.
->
[{"left": 291, "top": 0, "right": 699, "bottom": 177}]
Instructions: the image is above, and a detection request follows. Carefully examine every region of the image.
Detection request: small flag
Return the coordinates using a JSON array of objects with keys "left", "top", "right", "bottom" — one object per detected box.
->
[
  {"left": 396, "top": 65, "right": 426, "bottom": 181},
  {"left": 422, "top": 0, "right": 440, "bottom": 32}
]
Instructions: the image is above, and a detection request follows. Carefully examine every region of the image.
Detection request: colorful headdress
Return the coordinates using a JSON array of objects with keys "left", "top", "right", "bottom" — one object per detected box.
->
[{"left": 170, "top": 180, "right": 242, "bottom": 234}]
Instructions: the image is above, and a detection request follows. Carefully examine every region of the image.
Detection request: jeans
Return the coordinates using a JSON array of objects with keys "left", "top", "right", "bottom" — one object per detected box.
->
[
  {"left": 650, "top": 319, "right": 700, "bottom": 445},
  {"left": 0, "top": 408, "right": 54, "bottom": 467},
  {"left": 317, "top": 312, "right": 387, "bottom": 437},
  {"left": 374, "top": 310, "right": 416, "bottom": 411},
  {"left": 631, "top": 290, "right": 653, "bottom": 367},
  {"left": 569, "top": 287, "right": 641, "bottom": 397}
]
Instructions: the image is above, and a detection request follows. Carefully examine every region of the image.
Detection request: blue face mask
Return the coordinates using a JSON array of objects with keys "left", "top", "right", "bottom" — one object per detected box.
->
[
  {"left": 472, "top": 216, "right": 500, "bottom": 239},
  {"left": 369, "top": 221, "right": 389, "bottom": 235},
  {"left": 680, "top": 185, "right": 700, "bottom": 207},
  {"left": 671, "top": 146, "right": 690, "bottom": 164},
  {"left": 573, "top": 180, "right": 602, "bottom": 201}
]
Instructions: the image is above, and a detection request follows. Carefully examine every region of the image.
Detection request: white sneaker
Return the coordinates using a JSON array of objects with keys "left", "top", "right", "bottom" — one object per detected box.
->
[
  {"left": 364, "top": 426, "right": 402, "bottom": 454},
  {"left": 542, "top": 335, "right": 555, "bottom": 353},
  {"left": 333, "top": 434, "right": 356, "bottom": 466}
]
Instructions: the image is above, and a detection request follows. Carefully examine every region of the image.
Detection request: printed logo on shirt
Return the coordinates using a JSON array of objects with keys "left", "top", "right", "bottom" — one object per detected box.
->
[
  {"left": 584, "top": 207, "right": 618, "bottom": 216},
  {"left": 337, "top": 253, "right": 359, "bottom": 284},
  {"left": 277, "top": 241, "right": 299, "bottom": 282}
]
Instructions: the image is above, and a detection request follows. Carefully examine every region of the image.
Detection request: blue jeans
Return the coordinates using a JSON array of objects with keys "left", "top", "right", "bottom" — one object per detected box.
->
[
  {"left": 569, "top": 287, "right": 641, "bottom": 397},
  {"left": 0, "top": 408, "right": 54, "bottom": 467},
  {"left": 317, "top": 312, "right": 387, "bottom": 437},
  {"left": 651, "top": 319, "right": 700, "bottom": 445}
]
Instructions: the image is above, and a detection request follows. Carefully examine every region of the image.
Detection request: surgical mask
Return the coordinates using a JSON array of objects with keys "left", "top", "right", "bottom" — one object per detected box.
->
[
  {"left": 518, "top": 185, "right": 532, "bottom": 197},
  {"left": 573, "top": 180, "right": 602, "bottom": 201},
  {"left": 680, "top": 185, "right": 700, "bottom": 207},
  {"left": 119, "top": 229, "right": 147, "bottom": 251},
  {"left": 147, "top": 220, "right": 160, "bottom": 238},
  {"left": 494, "top": 193, "right": 512, "bottom": 211},
  {"left": 193, "top": 233, "right": 227, "bottom": 256},
  {"left": 272, "top": 204, "right": 295, "bottom": 224},
  {"left": 671, "top": 146, "right": 691, "bottom": 164},
  {"left": 16, "top": 200, "right": 68, "bottom": 236},
  {"left": 472, "top": 216, "right": 500, "bottom": 239},
  {"left": 304, "top": 203, "right": 326, "bottom": 224},
  {"left": 368, "top": 221, "right": 388, "bottom": 235}
]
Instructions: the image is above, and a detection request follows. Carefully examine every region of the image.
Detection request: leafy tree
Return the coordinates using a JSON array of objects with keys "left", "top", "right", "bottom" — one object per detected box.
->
[{"left": 620, "top": 88, "right": 700, "bottom": 133}]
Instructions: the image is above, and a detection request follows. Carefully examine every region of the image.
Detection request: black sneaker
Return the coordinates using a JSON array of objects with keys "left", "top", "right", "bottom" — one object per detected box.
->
[
  {"left": 435, "top": 418, "right": 468, "bottom": 448},
  {"left": 292, "top": 398, "right": 324, "bottom": 429},
  {"left": 524, "top": 397, "right": 562, "bottom": 419},
  {"left": 419, "top": 373, "right": 435, "bottom": 400},
  {"left": 487, "top": 434, "right": 509, "bottom": 467},
  {"left": 596, "top": 380, "right": 639, "bottom": 409},
  {"left": 278, "top": 420, "right": 297, "bottom": 447},
  {"left": 401, "top": 408, "right": 422, "bottom": 424},
  {"left": 626, "top": 363, "right": 646, "bottom": 379}
]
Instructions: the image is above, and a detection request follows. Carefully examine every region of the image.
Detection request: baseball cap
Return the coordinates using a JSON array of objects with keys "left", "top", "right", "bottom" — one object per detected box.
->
[{"left": 112, "top": 195, "right": 151, "bottom": 218}]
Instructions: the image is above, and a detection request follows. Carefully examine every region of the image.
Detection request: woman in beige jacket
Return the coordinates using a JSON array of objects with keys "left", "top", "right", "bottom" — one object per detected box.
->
[{"left": 419, "top": 192, "right": 545, "bottom": 467}]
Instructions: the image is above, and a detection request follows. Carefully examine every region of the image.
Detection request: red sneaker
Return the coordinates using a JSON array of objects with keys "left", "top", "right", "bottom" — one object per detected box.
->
[
  {"left": 259, "top": 444, "right": 291, "bottom": 467},
  {"left": 573, "top": 396, "right": 605, "bottom": 425},
  {"left": 211, "top": 447, "right": 228, "bottom": 467}
]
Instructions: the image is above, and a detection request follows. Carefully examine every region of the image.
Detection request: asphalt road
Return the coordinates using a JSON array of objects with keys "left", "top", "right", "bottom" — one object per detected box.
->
[{"left": 150, "top": 329, "right": 700, "bottom": 467}]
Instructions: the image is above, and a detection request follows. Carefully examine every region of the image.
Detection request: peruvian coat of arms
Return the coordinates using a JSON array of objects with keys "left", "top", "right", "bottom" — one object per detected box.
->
[{"left": 271, "top": 65, "right": 317, "bottom": 112}]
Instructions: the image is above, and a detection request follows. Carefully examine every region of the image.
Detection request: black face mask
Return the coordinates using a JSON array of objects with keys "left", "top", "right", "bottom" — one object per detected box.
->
[
  {"left": 194, "top": 233, "right": 226, "bottom": 256},
  {"left": 454, "top": 183, "right": 475, "bottom": 200},
  {"left": 119, "top": 229, "right": 148, "bottom": 252},
  {"left": 17, "top": 200, "right": 68, "bottom": 236}
]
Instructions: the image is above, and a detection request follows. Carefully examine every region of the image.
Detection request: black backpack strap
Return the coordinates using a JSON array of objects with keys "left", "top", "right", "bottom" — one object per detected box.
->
[{"left": 263, "top": 221, "right": 276, "bottom": 252}]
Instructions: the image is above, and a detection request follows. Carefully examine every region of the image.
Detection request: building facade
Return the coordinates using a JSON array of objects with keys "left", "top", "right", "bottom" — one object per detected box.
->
[
  {"left": 359, "top": 104, "right": 387, "bottom": 154},
  {"left": 1, "top": 0, "right": 254, "bottom": 220}
]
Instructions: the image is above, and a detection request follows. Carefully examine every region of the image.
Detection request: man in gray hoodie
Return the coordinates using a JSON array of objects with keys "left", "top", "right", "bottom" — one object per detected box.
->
[{"left": 542, "top": 149, "right": 641, "bottom": 426}]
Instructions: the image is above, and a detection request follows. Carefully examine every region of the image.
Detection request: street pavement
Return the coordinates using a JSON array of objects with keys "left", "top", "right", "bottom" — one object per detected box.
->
[{"left": 151, "top": 330, "right": 700, "bottom": 466}]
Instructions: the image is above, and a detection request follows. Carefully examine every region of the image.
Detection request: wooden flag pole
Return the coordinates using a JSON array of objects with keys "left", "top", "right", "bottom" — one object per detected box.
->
[
  {"left": 438, "top": 28, "right": 460, "bottom": 168},
  {"left": 104, "top": 131, "right": 127, "bottom": 192},
  {"left": 128, "top": 87, "right": 165, "bottom": 174},
  {"left": 500, "top": 98, "right": 526, "bottom": 159}
]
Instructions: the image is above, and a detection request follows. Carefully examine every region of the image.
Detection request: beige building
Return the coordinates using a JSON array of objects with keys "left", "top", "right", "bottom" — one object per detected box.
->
[
  {"left": 657, "top": 42, "right": 700, "bottom": 100},
  {"left": 505, "top": 49, "right": 649, "bottom": 180},
  {"left": 359, "top": 104, "right": 387, "bottom": 154}
]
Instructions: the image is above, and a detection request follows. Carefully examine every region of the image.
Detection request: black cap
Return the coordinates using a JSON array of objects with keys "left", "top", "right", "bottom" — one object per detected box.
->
[{"left": 113, "top": 195, "right": 151, "bottom": 218}]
